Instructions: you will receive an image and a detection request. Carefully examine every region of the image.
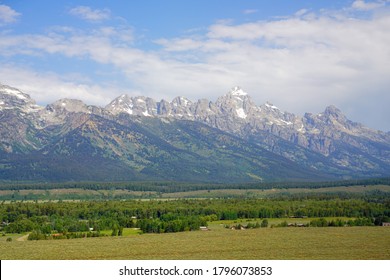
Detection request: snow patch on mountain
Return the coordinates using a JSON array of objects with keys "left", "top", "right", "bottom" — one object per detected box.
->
[
  {"left": 236, "top": 108, "right": 247, "bottom": 119},
  {"left": 230, "top": 86, "right": 247, "bottom": 96},
  {"left": 265, "top": 102, "right": 279, "bottom": 110},
  {"left": 0, "top": 84, "right": 29, "bottom": 99},
  {"left": 0, "top": 84, "right": 42, "bottom": 113}
]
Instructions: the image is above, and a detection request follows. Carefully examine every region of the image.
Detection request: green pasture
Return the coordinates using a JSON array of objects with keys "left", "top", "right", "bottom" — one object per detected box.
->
[{"left": 1, "top": 225, "right": 389, "bottom": 260}]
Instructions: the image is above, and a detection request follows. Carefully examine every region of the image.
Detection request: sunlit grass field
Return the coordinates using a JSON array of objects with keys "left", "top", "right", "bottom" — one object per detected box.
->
[
  {"left": 1, "top": 183, "right": 389, "bottom": 260},
  {"left": 1, "top": 224, "right": 389, "bottom": 260}
]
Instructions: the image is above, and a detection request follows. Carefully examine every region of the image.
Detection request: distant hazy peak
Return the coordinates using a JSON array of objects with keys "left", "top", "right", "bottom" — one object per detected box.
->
[{"left": 229, "top": 86, "right": 247, "bottom": 96}]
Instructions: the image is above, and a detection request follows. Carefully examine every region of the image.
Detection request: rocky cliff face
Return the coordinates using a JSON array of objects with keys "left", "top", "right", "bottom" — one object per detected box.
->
[
  {"left": 105, "top": 86, "right": 390, "bottom": 172},
  {"left": 0, "top": 84, "right": 44, "bottom": 153},
  {"left": 1, "top": 83, "right": 389, "bottom": 182}
]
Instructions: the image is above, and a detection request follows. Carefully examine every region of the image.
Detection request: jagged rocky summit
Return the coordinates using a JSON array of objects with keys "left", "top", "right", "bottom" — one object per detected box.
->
[{"left": 1, "top": 83, "right": 389, "bottom": 182}]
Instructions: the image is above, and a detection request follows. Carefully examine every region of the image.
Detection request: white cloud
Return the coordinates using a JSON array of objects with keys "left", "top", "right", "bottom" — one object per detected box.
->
[
  {"left": 152, "top": 8, "right": 390, "bottom": 130},
  {"left": 69, "top": 6, "right": 110, "bottom": 22},
  {"left": 0, "top": 64, "right": 125, "bottom": 106},
  {"left": 351, "top": 0, "right": 386, "bottom": 11},
  {"left": 0, "top": 4, "right": 20, "bottom": 25}
]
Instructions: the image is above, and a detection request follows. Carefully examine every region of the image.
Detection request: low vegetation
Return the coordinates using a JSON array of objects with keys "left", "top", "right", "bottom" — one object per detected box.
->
[{"left": 1, "top": 225, "right": 389, "bottom": 260}]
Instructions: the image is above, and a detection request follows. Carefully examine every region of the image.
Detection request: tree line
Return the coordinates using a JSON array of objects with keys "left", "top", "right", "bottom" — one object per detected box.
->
[{"left": 1, "top": 177, "right": 389, "bottom": 193}]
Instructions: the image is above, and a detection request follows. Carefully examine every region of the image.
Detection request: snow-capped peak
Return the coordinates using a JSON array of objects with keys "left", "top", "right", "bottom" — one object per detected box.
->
[
  {"left": 265, "top": 102, "right": 279, "bottom": 110},
  {"left": 229, "top": 86, "right": 247, "bottom": 96},
  {"left": 106, "top": 94, "right": 160, "bottom": 117},
  {"left": 0, "top": 84, "right": 42, "bottom": 113},
  {"left": 0, "top": 84, "right": 30, "bottom": 101},
  {"left": 50, "top": 99, "right": 90, "bottom": 113},
  {"left": 172, "top": 96, "right": 192, "bottom": 107},
  {"left": 114, "top": 94, "right": 131, "bottom": 104},
  {"left": 106, "top": 94, "right": 134, "bottom": 114}
]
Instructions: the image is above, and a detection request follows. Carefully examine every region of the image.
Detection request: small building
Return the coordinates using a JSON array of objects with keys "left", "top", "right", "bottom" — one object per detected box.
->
[
  {"left": 199, "top": 226, "right": 209, "bottom": 231},
  {"left": 382, "top": 222, "right": 390, "bottom": 226}
]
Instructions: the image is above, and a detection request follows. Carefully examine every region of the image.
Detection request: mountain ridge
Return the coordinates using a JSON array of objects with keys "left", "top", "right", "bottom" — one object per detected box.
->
[{"left": 1, "top": 83, "right": 389, "bottom": 182}]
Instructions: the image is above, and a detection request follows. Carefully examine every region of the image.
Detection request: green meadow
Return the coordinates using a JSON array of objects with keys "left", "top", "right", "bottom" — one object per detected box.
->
[
  {"left": 1, "top": 224, "right": 389, "bottom": 260},
  {"left": 1, "top": 180, "right": 389, "bottom": 260}
]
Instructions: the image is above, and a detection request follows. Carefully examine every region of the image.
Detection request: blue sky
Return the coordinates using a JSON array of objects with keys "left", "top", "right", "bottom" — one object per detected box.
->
[{"left": 1, "top": 0, "right": 389, "bottom": 131}]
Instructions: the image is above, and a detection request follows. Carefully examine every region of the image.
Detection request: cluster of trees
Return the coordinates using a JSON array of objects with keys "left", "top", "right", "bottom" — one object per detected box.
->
[
  {"left": 138, "top": 215, "right": 206, "bottom": 233},
  {"left": 309, "top": 217, "right": 374, "bottom": 227},
  {"left": 307, "top": 217, "right": 374, "bottom": 227},
  {"left": 0, "top": 197, "right": 389, "bottom": 238},
  {"left": 226, "top": 219, "right": 269, "bottom": 229},
  {"left": 2, "top": 197, "right": 388, "bottom": 222},
  {"left": 226, "top": 217, "right": 377, "bottom": 229},
  {"left": 270, "top": 217, "right": 377, "bottom": 228}
]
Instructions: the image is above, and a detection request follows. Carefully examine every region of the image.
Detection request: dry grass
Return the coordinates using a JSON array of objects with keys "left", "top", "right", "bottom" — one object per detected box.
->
[{"left": 1, "top": 226, "right": 389, "bottom": 260}]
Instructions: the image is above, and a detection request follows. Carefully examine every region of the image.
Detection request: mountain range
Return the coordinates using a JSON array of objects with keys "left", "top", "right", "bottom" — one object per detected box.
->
[{"left": 1, "top": 83, "right": 389, "bottom": 183}]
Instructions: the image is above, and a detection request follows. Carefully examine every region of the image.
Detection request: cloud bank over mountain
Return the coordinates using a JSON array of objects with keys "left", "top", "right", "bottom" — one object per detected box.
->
[{"left": 0, "top": 1, "right": 389, "bottom": 131}]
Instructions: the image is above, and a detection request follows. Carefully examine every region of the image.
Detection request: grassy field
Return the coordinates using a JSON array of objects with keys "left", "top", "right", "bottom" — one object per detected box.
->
[
  {"left": 1, "top": 183, "right": 389, "bottom": 259},
  {"left": 1, "top": 225, "right": 389, "bottom": 260}
]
